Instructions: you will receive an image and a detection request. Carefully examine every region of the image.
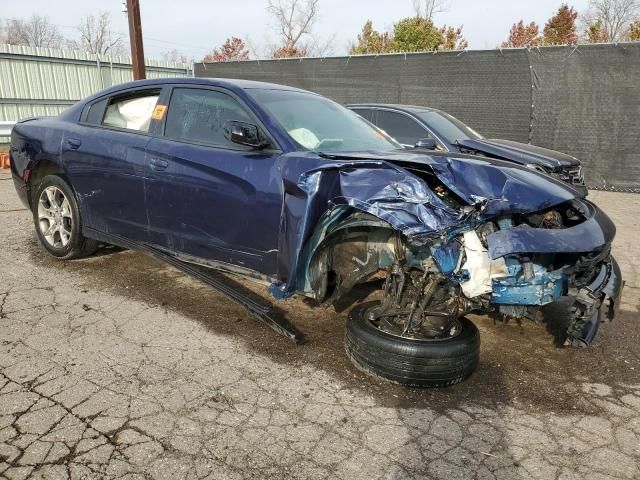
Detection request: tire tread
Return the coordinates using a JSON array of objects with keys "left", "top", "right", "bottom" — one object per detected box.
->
[
  {"left": 33, "top": 175, "right": 98, "bottom": 260},
  {"left": 345, "top": 302, "right": 480, "bottom": 387}
]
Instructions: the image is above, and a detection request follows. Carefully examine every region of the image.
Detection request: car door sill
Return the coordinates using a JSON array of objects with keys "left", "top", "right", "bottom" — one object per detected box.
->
[
  {"left": 156, "top": 248, "right": 276, "bottom": 287},
  {"left": 83, "top": 227, "right": 305, "bottom": 343}
]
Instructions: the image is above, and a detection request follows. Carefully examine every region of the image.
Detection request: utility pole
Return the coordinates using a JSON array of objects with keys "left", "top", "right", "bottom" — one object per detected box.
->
[{"left": 126, "top": 0, "right": 146, "bottom": 80}]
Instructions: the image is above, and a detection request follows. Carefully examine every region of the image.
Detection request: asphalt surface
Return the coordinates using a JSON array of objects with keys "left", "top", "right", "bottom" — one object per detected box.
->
[{"left": 0, "top": 170, "right": 639, "bottom": 480}]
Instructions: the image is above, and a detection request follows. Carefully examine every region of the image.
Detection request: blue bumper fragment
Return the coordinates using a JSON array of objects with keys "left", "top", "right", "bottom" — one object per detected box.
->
[
  {"left": 492, "top": 270, "right": 565, "bottom": 305},
  {"left": 487, "top": 200, "right": 615, "bottom": 259}
]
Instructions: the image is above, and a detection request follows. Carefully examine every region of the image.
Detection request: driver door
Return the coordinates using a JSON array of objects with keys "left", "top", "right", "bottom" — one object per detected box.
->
[{"left": 144, "top": 86, "right": 283, "bottom": 276}]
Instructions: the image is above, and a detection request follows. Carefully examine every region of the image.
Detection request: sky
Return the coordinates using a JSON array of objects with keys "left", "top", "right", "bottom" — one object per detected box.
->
[{"left": 3, "top": 0, "right": 592, "bottom": 60}]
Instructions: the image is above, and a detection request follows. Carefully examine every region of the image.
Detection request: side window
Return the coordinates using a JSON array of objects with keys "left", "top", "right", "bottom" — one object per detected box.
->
[
  {"left": 376, "top": 111, "right": 430, "bottom": 146},
  {"left": 81, "top": 98, "right": 108, "bottom": 125},
  {"left": 351, "top": 108, "right": 375, "bottom": 123},
  {"left": 102, "top": 90, "right": 160, "bottom": 132},
  {"left": 164, "top": 88, "right": 253, "bottom": 147}
]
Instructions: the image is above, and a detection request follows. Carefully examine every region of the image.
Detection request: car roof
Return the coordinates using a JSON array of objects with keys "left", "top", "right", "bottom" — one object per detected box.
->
[
  {"left": 88, "top": 77, "right": 314, "bottom": 100},
  {"left": 61, "top": 77, "right": 319, "bottom": 122},
  {"left": 346, "top": 103, "right": 447, "bottom": 116},
  {"left": 133, "top": 77, "right": 307, "bottom": 90}
]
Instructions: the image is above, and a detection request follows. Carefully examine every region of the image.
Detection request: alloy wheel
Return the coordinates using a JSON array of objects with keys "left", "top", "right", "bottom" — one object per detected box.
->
[{"left": 37, "top": 186, "right": 73, "bottom": 248}]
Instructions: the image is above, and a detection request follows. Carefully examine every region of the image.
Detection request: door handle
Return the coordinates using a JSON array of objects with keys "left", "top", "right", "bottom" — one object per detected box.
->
[
  {"left": 149, "top": 157, "right": 169, "bottom": 171},
  {"left": 67, "top": 138, "right": 82, "bottom": 150}
]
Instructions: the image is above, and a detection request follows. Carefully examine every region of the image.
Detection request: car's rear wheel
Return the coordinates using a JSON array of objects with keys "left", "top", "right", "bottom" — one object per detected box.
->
[
  {"left": 345, "top": 301, "right": 480, "bottom": 387},
  {"left": 33, "top": 175, "right": 98, "bottom": 260}
]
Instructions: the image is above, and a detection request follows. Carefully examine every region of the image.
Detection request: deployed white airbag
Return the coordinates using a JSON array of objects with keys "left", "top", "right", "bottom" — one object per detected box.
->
[
  {"left": 460, "top": 231, "right": 509, "bottom": 298},
  {"left": 103, "top": 95, "right": 158, "bottom": 131},
  {"left": 289, "top": 128, "right": 319, "bottom": 149}
]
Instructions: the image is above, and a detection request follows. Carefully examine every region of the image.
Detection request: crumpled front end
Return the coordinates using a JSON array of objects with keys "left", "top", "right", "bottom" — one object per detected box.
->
[
  {"left": 432, "top": 199, "right": 623, "bottom": 345},
  {"left": 285, "top": 151, "right": 622, "bottom": 347},
  {"left": 374, "top": 198, "right": 625, "bottom": 346}
]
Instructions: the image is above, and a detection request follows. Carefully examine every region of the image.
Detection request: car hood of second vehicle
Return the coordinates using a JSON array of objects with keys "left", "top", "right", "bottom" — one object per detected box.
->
[{"left": 456, "top": 138, "right": 581, "bottom": 169}]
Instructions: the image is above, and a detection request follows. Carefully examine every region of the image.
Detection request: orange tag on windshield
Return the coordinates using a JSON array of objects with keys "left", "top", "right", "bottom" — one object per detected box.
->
[{"left": 151, "top": 104, "right": 167, "bottom": 120}]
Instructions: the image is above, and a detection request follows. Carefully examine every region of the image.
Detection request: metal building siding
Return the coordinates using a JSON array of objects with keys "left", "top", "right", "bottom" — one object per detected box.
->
[
  {"left": 0, "top": 43, "right": 192, "bottom": 141},
  {"left": 0, "top": 43, "right": 191, "bottom": 124}
]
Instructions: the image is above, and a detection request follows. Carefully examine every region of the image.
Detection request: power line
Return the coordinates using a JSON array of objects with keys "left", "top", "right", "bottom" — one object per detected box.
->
[
  {"left": 2, "top": 16, "right": 212, "bottom": 53},
  {"left": 143, "top": 37, "right": 211, "bottom": 52}
]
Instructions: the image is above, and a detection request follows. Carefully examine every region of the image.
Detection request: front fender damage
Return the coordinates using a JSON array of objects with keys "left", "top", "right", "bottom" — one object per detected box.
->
[
  {"left": 270, "top": 155, "right": 622, "bottom": 346},
  {"left": 272, "top": 159, "right": 470, "bottom": 299}
]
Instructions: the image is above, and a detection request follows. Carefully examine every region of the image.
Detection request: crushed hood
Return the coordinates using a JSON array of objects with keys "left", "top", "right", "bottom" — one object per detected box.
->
[
  {"left": 276, "top": 150, "right": 588, "bottom": 296},
  {"left": 317, "top": 150, "right": 584, "bottom": 219},
  {"left": 271, "top": 150, "right": 582, "bottom": 298},
  {"left": 456, "top": 139, "right": 581, "bottom": 169}
]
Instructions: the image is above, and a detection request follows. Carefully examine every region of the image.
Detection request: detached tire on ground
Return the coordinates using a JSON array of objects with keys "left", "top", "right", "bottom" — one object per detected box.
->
[
  {"left": 345, "top": 302, "right": 480, "bottom": 387},
  {"left": 32, "top": 175, "right": 99, "bottom": 260}
]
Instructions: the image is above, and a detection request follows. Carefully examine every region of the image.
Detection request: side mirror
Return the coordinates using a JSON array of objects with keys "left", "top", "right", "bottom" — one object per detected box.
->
[
  {"left": 414, "top": 138, "right": 437, "bottom": 150},
  {"left": 224, "top": 121, "right": 269, "bottom": 149}
]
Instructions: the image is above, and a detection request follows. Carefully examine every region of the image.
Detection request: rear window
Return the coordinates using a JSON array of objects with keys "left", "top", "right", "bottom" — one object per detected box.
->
[
  {"left": 102, "top": 90, "right": 160, "bottom": 132},
  {"left": 81, "top": 98, "right": 108, "bottom": 125}
]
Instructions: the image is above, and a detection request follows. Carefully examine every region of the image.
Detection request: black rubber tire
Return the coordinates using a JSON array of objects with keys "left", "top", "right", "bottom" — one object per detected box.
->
[
  {"left": 345, "top": 302, "right": 480, "bottom": 387},
  {"left": 33, "top": 175, "right": 99, "bottom": 260}
]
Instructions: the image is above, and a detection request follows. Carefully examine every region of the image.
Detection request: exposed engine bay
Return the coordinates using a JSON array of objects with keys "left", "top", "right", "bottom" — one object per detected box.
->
[{"left": 303, "top": 198, "right": 621, "bottom": 347}]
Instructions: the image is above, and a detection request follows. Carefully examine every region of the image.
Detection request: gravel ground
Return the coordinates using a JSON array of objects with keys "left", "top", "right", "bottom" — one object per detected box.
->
[{"left": 0, "top": 171, "right": 639, "bottom": 480}]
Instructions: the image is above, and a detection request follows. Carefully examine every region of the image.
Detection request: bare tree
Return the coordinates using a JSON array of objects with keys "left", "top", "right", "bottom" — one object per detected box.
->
[
  {"left": 307, "top": 33, "right": 336, "bottom": 57},
  {"left": 3, "top": 15, "right": 64, "bottom": 48},
  {"left": 583, "top": 0, "right": 640, "bottom": 41},
  {"left": 412, "top": 0, "right": 450, "bottom": 20},
  {"left": 70, "top": 12, "right": 125, "bottom": 56},
  {"left": 266, "top": 0, "right": 320, "bottom": 54},
  {"left": 161, "top": 49, "right": 190, "bottom": 63},
  {"left": 243, "top": 36, "right": 265, "bottom": 59}
]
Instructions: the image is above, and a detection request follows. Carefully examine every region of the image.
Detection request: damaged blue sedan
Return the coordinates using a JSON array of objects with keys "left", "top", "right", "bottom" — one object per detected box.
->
[{"left": 10, "top": 78, "right": 623, "bottom": 387}]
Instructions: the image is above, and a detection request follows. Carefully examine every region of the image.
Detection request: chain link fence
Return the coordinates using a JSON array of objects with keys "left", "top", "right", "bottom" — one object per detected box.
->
[{"left": 195, "top": 43, "right": 640, "bottom": 192}]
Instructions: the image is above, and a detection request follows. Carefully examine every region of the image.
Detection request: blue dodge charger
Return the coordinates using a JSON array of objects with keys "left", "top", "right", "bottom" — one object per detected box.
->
[{"left": 10, "top": 78, "right": 622, "bottom": 387}]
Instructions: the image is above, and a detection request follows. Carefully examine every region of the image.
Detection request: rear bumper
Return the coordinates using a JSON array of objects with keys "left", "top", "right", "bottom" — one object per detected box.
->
[
  {"left": 12, "top": 172, "right": 30, "bottom": 209},
  {"left": 10, "top": 144, "right": 31, "bottom": 209}
]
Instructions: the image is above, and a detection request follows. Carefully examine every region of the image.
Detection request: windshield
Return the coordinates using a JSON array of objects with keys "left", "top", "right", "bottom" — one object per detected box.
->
[
  {"left": 416, "top": 111, "right": 483, "bottom": 144},
  {"left": 249, "top": 89, "right": 401, "bottom": 153}
]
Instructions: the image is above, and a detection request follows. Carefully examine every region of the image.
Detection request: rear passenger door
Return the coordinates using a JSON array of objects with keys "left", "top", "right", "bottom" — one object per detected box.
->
[
  {"left": 62, "top": 87, "right": 164, "bottom": 242},
  {"left": 144, "top": 86, "right": 283, "bottom": 276}
]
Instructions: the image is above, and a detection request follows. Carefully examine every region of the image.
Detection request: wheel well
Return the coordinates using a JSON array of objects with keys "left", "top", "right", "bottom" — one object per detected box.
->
[
  {"left": 27, "top": 160, "right": 66, "bottom": 208},
  {"left": 305, "top": 211, "right": 399, "bottom": 304}
]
